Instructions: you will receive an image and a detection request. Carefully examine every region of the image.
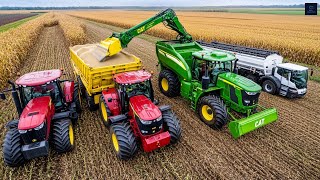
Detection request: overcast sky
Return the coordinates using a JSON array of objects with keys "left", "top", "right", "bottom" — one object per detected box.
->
[{"left": 0, "top": 0, "right": 319, "bottom": 7}]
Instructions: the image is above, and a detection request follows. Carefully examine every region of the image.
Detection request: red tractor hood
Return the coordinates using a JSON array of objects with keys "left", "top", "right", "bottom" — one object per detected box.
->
[
  {"left": 129, "top": 95, "right": 161, "bottom": 121},
  {"left": 18, "top": 96, "right": 52, "bottom": 130}
]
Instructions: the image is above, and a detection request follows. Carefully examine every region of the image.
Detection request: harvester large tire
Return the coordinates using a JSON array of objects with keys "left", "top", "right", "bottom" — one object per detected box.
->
[
  {"left": 262, "top": 80, "right": 277, "bottom": 95},
  {"left": 198, "top": 96, "right": 228, "bottom": 129},
  {"left": 3, "top": 129, "right": 25, "bottom": 167},
  {"left": 158, "top": 69, "right": 180, "bottom": 97},
  {"left": 77, "top": 76, "right": 86, "bottom": 98},
  {"left": 85, "top": 91, "right": 98, "bottom": 111},
  {"left": 52, "top": 119, "right": 74, "bottom": 153},
  {"left": 109, "top": 122, "right": 137, "bottom": 160},
  {"left": 73, "top": 84, "right": 82, "bottom": 113},
  {"left": 99, "top": 96, "right": 112, "bottom": 128},
  {"left": 162, "top": 110, "right": 182, "bottom": 144}
]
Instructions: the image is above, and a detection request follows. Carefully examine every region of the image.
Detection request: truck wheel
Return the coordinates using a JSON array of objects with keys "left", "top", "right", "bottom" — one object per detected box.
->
[
  {"left": 77, "top": 76, "right": 85, "bottom": 97},
  {"left": 162, "top": 110, "right": 182, "bottom": 144},
  {"left": 52, "top": 119, "right": 74, "bottom": 153},
  {"left": 73, "top": 84, "right": 82, "bottom": 113},
  {"left": 109, "top": 123, "right": 137, "bottom": 160},
  {"left": 3, "top": 129, "right": 25, "bottom": 167},
  {"left": 262, "top": 80, "right": 276, "bottom": 94},
  {"left": 99, "top": 96, "right": 112, "bottom": 128},
  {"left": 158, "top": 69, "right": 180, "bottom": 97},
  {"left": 85, "top": 91, "right": 98, "bottom": 111},
  {"left": 198, "top": 96, "right": 228, "bottom": 129}
]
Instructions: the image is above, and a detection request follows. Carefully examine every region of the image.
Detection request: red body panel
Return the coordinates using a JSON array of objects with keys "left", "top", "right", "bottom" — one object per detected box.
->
[
  {"left": 101, "top": 88, "right": 121, "bottom": 116},
  {"left": 114, "top": 70, "right": 151, "bottom": 84},
  {"left": 18, "top": 96, "right": 55, "bottom": 131},
  {"left": 142, "top": 131, "right": 171, "bottom": 152},
  {"left": 16, "top": 69, "right": 62, "bottom": 86},
  {"left": 63, "top": 81, "right": 74, "bottom": 103},
  {"left": 129, "top": 95, "right": 161, "bottom": 121}
]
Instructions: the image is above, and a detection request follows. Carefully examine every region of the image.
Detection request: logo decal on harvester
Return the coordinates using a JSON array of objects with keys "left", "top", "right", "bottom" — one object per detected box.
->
[
  {"left": 158, "top": 49, "right": 186, "bottom": 70},
  {"left": 255, "top": 118, "right": 265, "bottom": 127}
]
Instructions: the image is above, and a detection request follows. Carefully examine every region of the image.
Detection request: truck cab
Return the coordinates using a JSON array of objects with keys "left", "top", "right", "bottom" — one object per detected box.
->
[{"left": 273, "top": 63, "right": 308, "bottom": 97}]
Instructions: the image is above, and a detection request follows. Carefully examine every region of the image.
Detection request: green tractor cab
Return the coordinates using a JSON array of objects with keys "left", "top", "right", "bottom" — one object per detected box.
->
[{"left": 157, "top": 40, "right": 278, "bottom": 139}]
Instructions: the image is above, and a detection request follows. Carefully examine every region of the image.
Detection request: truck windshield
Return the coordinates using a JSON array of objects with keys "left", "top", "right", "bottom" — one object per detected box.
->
[{"left": 290, "top": 70, "right": 308, "bottom": 89}]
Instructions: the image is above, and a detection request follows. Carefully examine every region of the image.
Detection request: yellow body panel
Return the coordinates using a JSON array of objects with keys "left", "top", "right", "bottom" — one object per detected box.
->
[
  {"left": 100, "top": 37, "right": 122, "bottom": 57},
  {"left": 70, "top": 44, "right": 142, "bottom": 104}
]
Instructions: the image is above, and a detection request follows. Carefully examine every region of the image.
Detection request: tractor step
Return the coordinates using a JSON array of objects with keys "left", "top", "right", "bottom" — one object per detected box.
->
[{"left": 228, "top": 108, "right": 278, "bottom": 139}]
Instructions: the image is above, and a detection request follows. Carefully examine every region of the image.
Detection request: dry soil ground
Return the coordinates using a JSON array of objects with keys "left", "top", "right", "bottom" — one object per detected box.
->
[{"left": 0, "top": 20, "right": 319, "bottom": 180}]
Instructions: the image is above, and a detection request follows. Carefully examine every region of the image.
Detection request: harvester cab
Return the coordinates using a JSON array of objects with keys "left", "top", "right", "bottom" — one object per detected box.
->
[
  {"left": 99, "top": 70, "right": 181, "bottom": 159},
  {"left": 1, "top": 69, "right": 81, "bottom": 167}
]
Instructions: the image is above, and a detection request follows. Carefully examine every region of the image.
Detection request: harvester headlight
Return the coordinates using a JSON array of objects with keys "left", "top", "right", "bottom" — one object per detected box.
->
[
  {"left": 246, "top": 91, "right": 258, "bottom": 95},
  {"left": 140, "top": 119, "right": 152, "bottom": 125},
  {"left": 18, "top": 130, "right": 27, "bottom": 134},
  {"left": 34, "top": 122, "right": 44, "bottom": 130}
]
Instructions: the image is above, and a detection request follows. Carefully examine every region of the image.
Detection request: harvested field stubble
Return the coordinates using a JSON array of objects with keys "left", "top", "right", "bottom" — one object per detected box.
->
[{"left": 67, "top": 11, "right": 320, "bottom": 66}]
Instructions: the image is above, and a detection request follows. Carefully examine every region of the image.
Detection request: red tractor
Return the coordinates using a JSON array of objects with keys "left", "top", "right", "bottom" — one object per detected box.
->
[
  {"left": 98, "top": 70, "right": 181, "bottom": 159},
  {"left": 0, "top": 69, "right": 81, "bottom": 167}
]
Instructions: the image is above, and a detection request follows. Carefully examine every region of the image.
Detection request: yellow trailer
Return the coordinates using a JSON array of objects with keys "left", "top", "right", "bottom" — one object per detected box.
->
[{"left": 70, "top": 44, "right": 142, "bottom": 110}]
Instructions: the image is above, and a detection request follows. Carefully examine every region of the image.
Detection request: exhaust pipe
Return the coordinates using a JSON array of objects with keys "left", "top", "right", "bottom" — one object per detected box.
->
[
  {"left": 8, "top": 80, "right": 23, "bottom": 116},
  {"left": 202, "top": 58, "right": 210, "bottom": 90}
]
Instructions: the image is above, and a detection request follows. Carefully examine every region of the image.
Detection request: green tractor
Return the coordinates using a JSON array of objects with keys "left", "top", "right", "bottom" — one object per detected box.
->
[{"left": 95, "top": 8, "right": 278, "bottom": 139}]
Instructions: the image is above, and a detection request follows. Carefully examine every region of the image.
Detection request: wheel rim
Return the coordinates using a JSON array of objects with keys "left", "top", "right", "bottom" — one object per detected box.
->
[
  {"left": 265, "top": 84, "right": 272, "bottom": 92},
  {"left": 112, "top": 133, "right": 119, "bottom": 152},
  {"left": 201, "top": 105, "right": 214, "bottom": 121},
  {"left": 69, "top": 124, "right": 74, "bottom": 145},
  {"left": 161, "top": 78, "right": 169, "bottom": 91},
  {"left": 100, "top": 102, "right": 108, "bottom": 123}
]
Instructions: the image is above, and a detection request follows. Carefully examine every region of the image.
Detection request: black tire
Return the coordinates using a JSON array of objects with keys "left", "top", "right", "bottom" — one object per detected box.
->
[
  {"left": 85, "top": 91, "right": 98, "bottom": 111},
  {"left": 262, "top": 80, "right": 277, "bottom": 95},
  {"left": 77, "top": 76, "right": 86, "bottom": 97},
  {"left": 158, "top": 69, "right": 180, "bottom": 97},
  {"left": 109, "top": 123, "right": 137, "bottom": 160},
  {"left": 73, "top": 84, "right": 82, "bottom": 113},
  {"left": 99, "top": 96, "right": 112, "bottom": 128},
  {"left": 162, "top": 110, "right": 182, "bottom": 144},
  {"left": 198, "top": 96, "right": 228, "bottom": 129},
  {"left": 52, "top": 119, "right": 74, "bottom": 153},
  {"left": 3, "top": 129, "right": 25, "bottom": 167}
]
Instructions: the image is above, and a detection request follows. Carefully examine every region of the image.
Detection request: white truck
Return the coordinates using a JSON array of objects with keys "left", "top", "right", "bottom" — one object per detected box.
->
[{"left": 198, "top": 41, "right": 308, "bottom": 98}]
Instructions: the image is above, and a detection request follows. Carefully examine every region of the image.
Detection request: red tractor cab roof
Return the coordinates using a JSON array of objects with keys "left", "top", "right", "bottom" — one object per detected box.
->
[
  {"left": 16, "top": 69, "right": 62, "bottom": 86},
  {"left": 114, "top": 70, "right": 151, "bottom": 85}
]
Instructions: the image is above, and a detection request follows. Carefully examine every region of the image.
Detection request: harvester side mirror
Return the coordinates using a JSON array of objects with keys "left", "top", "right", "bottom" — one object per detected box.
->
[{"left": 0, "top": 93, "right": 6, "bottom": 100}]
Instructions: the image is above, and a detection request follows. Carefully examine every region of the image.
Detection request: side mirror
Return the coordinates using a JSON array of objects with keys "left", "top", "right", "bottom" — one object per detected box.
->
[{"left": 0, "top": 93, "right": 6, "bottom": 100}]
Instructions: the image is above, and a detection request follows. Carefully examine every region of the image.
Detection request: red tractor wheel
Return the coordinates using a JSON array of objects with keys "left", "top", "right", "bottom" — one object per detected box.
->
[
  {"left": 99, "top": 96, "right": 111, "bottom": 128},
  {"left": 52, "top": 119, "right": 74, "bottom": 153},
  {"left": 109, "top": 123, "right": 137, "bottom": 160},
  {"left": 3, "top": 129, "right": 25, "bottom": 167},
  {"left": 162, "top": 110, "right": 182, "bottom": 144}
]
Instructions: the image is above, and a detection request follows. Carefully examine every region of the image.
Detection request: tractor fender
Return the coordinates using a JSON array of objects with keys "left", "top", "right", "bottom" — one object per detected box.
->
[
  {"left": 259, "top": 76, "right": 281, "bottom": 93},
  {"left": 109, "top": 114, "right": 127, "bottom": 124},
  {"left": 158, "top": 105, "right": 171, "bottom": 113},
  {"left": 101, "top": 88, "right": 121, "bottom": 116},
  {"left": 63, "top": 81, "right": 75, "bottom": 103}
]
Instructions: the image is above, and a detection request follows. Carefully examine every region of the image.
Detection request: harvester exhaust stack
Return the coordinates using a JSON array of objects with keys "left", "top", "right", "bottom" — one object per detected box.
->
[{"left": 92, "top": 37, "right": 122, "bottom": 62}]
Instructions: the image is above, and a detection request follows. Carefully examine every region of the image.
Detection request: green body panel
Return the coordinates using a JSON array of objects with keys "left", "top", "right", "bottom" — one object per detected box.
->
[
  {"left": 192, "top": 50, "right": 235, "bottom": 62},
  {"left": 228, "top": 107, "right": 278, "bottom": 139},
  {"left": 218, "top": 73, "right": 261, "bottom": 92}
]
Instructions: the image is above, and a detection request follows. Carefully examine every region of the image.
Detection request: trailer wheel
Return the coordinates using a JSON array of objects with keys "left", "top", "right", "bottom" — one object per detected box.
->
[
  {"left": 3, "top": 129, "right": 25, "bottom": 167},
  {"left": 77, "top": 76, "right": 86, "bottom": 97},
  {"left": 52, "top": 119, "right": 74, "bottom": 153},
  {"left": 109, "top": 123, "right": 137, "bottom": 160},
  {"left": 262, "top": 80, "right": 276, "bottom": 94},
  {"left": 162, "top": 110, "right": 182, "bottom": 144},
  {"left": 73, "top": 84, "right": 82, "bottom": 113},
  {"left": 99, "top": 96, "right": 112, "bottom": 128},
  {"left": 198, "top": 96, "right": 228, "bottom": 129},
  {"left": 85, "top": 91, "right": 98, "bottom": 111},
  {"left": 158, "top": 69, "right": 180, "bottom": 97}
]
